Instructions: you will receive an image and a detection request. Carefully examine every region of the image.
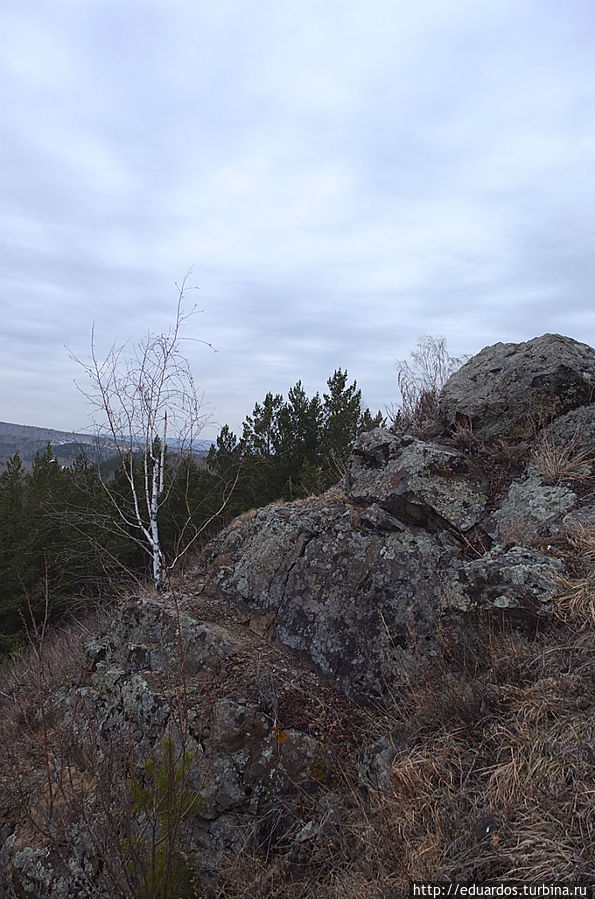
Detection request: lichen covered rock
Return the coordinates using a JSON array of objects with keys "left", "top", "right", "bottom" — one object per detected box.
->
[
  {"left": 542, "top": 403, "right": 595, "bottom": 448},
  {"left": 199, "top": 420, "right": 578, "bottom": 700},
  {"left": 201, "top": 491, "right": 459, "bottom": 700},
  {"left": 439, "top": 333, "right": 595, "bottom": 439},
  {"left": 484, "top": 475, "right": 577, "bottom": 545},
  {"left": 346, "top": 429, "right": 488, "bottom": 531},
  {"left": 445, "top": 545, "right": 564, "bottom": 620}
]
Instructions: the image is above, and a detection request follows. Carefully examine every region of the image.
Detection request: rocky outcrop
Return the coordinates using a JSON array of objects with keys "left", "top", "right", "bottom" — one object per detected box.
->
[
  {"left": 200, "top": 440, "right": 585, "bottom": 702},
  {"left": 201, "top": 490, "right": 458, "bottom": 700},
  {"left": 439, "top": 334, "right": 595, "bottom": 440},
  {"left": 198, "top": 335, "right": 595, "bottom": 704},
  {"left": 200, "top": 452, "right": 574, "bottom": 702}
]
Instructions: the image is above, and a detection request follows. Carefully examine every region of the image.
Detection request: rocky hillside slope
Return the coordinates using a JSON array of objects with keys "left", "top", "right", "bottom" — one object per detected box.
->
[{"left": 1, "top": 333, "right": 594, "bottom": 897}]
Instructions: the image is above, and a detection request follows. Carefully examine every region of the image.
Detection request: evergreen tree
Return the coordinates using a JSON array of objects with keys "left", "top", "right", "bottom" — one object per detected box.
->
[
  {"left": 206, "top": 425, "right": 252, "bottom": 517},
  {"left": 277, "top": 382, "right": 321, "bottom": 462},
  {"left": 207, "top": 425, "right": 240, "bottom": 481},
  {"left": 241, "top": 392, "right": 283, "bottom": 458},
  {"left": 359, "top": 407, "right": 385, "bottom": 433},
  {"left": 319, "top": 369, "right": 385, "bottom": 485},
  {"left": 321, "top": 369, "right": 362, "bottom": 469},
  {"left": 0, "top": 453, "right": 26, "bottom": 651},
  {"left": 237, "top": 394, "right": 286, "bottom": 504}
]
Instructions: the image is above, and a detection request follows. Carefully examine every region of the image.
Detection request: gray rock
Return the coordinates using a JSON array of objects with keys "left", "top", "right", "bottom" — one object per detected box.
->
[
  {"left": 81, "top": 598, "right": 242, "bottom": 680},
  {"left": 359, "top": 736, "right": 398, "bottom": 790},
  {"left": 3, "top": 835, "right": 110, "bottom": 899},
  {"left": 484, "top": 475, "right": 577, "bottom": 544},
  {"left": 445, "top": 545, "right": 564, "bottom": 621},
  {"left": 542, "top": 403, "right": 595, "bottom": 448},
  {"left": 439, "top": 334, "right": 595, "bottom": 440},
  {"left": 199, "top": 423, "right": 574, "bottom": 699},
  {"left": 346, "top": 429, "right": 488, "bottom": 532},
  {"left": 201, "top": 496, "right": 458, "bottom": 701}
]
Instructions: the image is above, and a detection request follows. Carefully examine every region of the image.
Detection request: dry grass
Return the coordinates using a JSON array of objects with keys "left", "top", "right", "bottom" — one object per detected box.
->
[
  {"left": 533, "top": 430, "right": 594, "bottom": 486},
  {"left": 231, "top": 507, "right": 258, "bottom": 527},
  {"left": 553, "top": 522, "right": 595, "bottom": 628},
  {"left": 0, "top": 605, "right": 111, "bottom": 814}
]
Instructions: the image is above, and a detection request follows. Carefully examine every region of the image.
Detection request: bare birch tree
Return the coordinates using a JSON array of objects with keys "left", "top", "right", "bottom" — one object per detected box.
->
[{"left": 73, "top": 275, "right": 221, "bottom": 590}]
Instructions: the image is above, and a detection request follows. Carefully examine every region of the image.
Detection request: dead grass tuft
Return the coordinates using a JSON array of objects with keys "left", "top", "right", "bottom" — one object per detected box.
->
[
  {"left": 553, "top": 522, "right": 595, "bottom": 628},
  {"left": 533, "top": 430, "right": 594, "bottom": 486}
]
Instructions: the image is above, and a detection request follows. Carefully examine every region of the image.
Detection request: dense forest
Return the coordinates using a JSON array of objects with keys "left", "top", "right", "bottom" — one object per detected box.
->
[{"left": 0, "top": 369, "right": 383, "bottom": 653}]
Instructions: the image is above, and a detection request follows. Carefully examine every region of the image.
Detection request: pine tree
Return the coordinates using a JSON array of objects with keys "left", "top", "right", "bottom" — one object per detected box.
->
[
  {"left": 0, "top": 453, "right": 26, "bottom": 651},
  {"left": 241, "top": 392, "right": 283, "bottom": 458},
  {"left": 320, "top": 370, "right": 385, "bottom": 485},
  {"left": 276, "top": 382, "right": 323, "bottom": 497}
]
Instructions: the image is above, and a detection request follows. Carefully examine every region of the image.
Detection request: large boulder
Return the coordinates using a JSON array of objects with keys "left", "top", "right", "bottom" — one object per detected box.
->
[
  {"left": 201, "top": 491, "right": 458, "bottom": 701},
  {"left": 439, "top": 334, "right": 595, "bottom": 440}
]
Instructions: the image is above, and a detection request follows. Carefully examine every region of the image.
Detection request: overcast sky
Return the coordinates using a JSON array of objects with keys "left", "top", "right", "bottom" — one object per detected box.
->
[{"left": 2, "top": 0, "right": 595, "bottom": 438}]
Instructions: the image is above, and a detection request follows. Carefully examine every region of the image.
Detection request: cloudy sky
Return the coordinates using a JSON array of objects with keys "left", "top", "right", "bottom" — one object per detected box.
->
[{"left": 2, "top": 0, "right": 595, "bottom": 438}]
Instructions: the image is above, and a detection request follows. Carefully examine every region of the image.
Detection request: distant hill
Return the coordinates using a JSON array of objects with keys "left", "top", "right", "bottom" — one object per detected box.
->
[{"left": 0, "top": 421, "right": 213, "bottom": 471}]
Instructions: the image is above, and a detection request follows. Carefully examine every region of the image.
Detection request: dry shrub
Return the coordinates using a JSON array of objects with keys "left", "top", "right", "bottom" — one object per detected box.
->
[
  {"left": 0, "top": 607, "right": 108, "bottom": 702},
  {"left": 451, "top": 417, "right": 480, "bottom": 452},
  {"left": 0, "top": 607, "right": 111, "bottom": 829}
]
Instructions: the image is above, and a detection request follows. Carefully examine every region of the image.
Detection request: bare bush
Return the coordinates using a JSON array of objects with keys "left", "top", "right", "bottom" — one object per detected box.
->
[{"left": 392, "top": 336, "right": 467, "bottom": 430}]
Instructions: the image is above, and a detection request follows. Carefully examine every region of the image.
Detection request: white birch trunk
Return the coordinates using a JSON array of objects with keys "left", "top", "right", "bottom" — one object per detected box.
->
[
  {"left": 149, "top": 412, "right": 167, "bottom": 590},
  {"left": 150, "top": 455, "right": 162, "bottom": 589}
]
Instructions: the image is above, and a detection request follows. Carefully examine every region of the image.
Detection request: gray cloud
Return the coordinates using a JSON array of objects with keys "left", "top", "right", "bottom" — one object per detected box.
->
[{"left": 1, "top": 0, "right": 595, "bottom": 435}]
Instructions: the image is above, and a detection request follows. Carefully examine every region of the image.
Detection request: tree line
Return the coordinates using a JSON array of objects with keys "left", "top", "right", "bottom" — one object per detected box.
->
[{"left": 0, "top": 368, "right": 383, "bottom": 654}]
